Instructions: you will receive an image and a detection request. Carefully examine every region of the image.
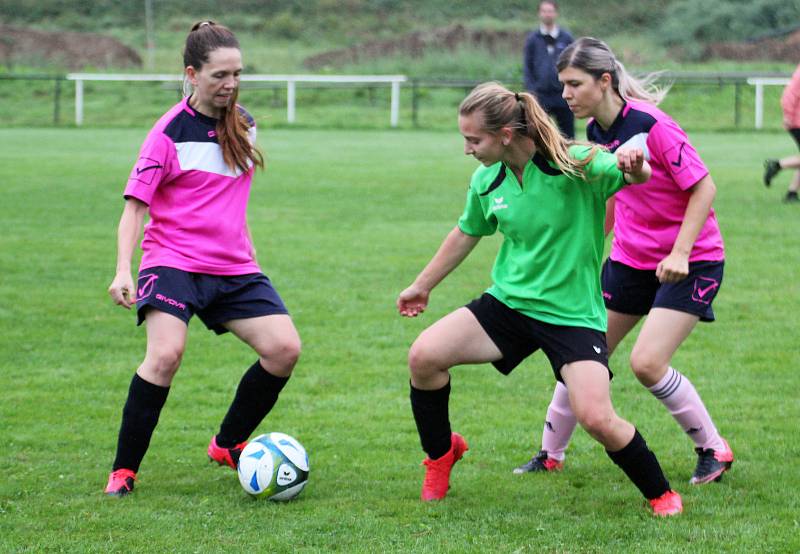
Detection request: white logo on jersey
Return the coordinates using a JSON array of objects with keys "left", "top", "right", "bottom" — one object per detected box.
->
[{"left": 491, "top": 196, "right": 508, "bottom": 212}]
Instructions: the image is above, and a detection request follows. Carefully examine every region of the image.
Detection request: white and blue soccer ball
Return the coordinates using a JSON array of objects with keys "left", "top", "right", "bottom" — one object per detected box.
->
[{"left": 237, "top": 432, "right": 309, "bottom": 501}]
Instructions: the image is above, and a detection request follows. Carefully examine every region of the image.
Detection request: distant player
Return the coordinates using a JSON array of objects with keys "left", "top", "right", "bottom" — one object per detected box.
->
[
  {"left": 398, "top": 82, "right": 683, "bottom": 516},
  {"left": 104, "top": 21, "right": 301, "bottom": 496},
  {"left": 763, "top": 60, "right": 800, "bottom": 203},
  {"left": 514, "top": 37, "right": 733, "bottom": 486},
  {"left": 523, "top": 0, "right": 575, "bottom": 138}
]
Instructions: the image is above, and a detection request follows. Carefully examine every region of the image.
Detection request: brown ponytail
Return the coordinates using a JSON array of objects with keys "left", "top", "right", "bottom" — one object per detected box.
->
[
  {"left": 183, "top": 21, "right": 264, "bottom": 173},
  {"left": 218, "top": 87, "right": 265, "bottom": 173},
  {"left": 459, "top": 82, "right": 599, "bottom": 178}
]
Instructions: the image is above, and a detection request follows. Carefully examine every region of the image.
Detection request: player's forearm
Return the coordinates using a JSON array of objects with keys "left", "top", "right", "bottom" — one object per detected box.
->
[
  {"left": 116, "top": 199, "right": 147, "bottom": 273},
  {"left": 413, "top": 226, "right": 481, "bottom": 292},
  {"left": 671, "top": 174, "right": 715, "bottom": 256},
  {"left": 604, "top": 196, "right": 616, "bottom": 237}
]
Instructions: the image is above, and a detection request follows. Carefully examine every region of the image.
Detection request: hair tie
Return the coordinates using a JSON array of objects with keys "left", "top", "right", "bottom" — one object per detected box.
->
[
  {"left": 191, "top": 20, "right": 215, "bottom": 32},
  {"left": 515, "top": 92, "right": 521, "bottom": 102}
]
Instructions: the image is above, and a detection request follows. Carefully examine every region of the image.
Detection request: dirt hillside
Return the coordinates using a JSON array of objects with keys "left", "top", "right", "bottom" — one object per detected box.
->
[
  {"left": 0, "top": 25, "right": 141, "bottom": 70},
  {"left": 304, "top": 23, "right": 800, "bottom": 70},
  {"left": 706, "top": 29, "right": 800, "bottom": 62},
  {"left": 303, "top": 24, "right": 527, "bottom": 69}
]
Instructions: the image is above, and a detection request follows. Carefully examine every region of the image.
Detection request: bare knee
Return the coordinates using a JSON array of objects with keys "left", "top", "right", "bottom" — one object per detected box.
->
[
  {"left": 142, "top": 345, "right": 184, "bottom": 384},
  {"left": 408, "top": 338, "right": 448, "bottom": 381},
  {"left": 579, "top": 411, "right": 613, "bottom": 439},
  {"left": 569, "top": 398, "right": 618, "bottom": 443},
  {"left": 629, "top": 348, "right": 667, "bottom": 385},
  {"left": 258, "top": 337, "right": 301, "bottom": 376}
]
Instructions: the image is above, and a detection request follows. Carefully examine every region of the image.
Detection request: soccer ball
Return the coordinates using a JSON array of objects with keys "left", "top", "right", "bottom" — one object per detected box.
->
[{"left": 237, "top": 432, "right": 309, "bottom": 501}]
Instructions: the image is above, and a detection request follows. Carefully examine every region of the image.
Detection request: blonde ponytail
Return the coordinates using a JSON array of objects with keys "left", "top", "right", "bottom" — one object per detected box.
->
[
  {"left": 459, "top": 82, "right": 599, "bottom": 178},
  {"left": 614, "top": 59, "right": 669, "bottom": 105}
]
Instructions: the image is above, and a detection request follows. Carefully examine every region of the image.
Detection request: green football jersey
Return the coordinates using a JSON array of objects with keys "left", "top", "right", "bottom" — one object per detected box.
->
[{"left": 457, "top": 145, "right": 626, "bottom": 331}]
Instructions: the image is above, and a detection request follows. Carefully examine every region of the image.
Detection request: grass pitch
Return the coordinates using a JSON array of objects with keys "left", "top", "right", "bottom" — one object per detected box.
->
[{"left": 0, "top": 127, "right": 798, "bottom": 552}]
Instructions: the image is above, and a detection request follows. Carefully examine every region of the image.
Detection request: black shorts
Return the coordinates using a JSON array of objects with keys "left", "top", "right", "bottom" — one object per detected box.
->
[
  {"left": 601, "top": 259, "right": 724, "bottom": 322},
  {"left": 135, "top": 266, "right": 289, "bottom": 334},
  {"left": 790, "top": 128, "right": 800, "bottom": 150},
  {"left": 465, "top": 293, "right": 611, "bottom": 383}
]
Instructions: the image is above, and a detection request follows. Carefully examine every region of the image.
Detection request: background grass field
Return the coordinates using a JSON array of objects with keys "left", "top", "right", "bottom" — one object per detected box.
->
[{"left": 1, "top": 126, "right": 799, "bottom": 552}]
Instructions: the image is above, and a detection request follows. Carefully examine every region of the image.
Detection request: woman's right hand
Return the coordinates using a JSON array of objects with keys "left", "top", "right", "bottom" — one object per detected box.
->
[
  {"left": 108, "top": 271, "right": 136, "bottom": 309},
  {"left": 397, "top": 284, "right": 430, "bottom": 318}
]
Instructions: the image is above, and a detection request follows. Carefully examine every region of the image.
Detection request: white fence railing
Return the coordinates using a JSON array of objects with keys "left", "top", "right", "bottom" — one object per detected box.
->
[
  {"left": 6, "top": 72, "right": 787, "bottom": 129},
  {"left": 65, "top": 73, "right": 408, "bottom": 127},
  {"left": 747, "top": 77, "right": 791, "bottom": 129}
]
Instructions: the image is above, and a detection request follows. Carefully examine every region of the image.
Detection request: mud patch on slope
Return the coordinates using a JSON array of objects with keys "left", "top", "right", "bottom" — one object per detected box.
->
[{"left": 0, "top": 25, "right": 141, "bottom": 70}]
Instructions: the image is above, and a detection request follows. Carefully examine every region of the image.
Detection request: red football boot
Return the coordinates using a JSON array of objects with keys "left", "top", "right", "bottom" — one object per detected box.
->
[{"left": 420, "top": 432, "right": 469, "bottom": 501}]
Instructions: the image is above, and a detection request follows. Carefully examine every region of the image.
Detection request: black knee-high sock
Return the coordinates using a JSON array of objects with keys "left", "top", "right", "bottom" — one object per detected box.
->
[
  {"left": 112, "top": 373, "right": 170, "bottom": 472},
  {"left": 606, "top": 429, "right": 671, "bottom": 500},
  {"left": 216, "top": 360, "right": 290, "bottom": 448},
  {"left": 410, "top": 380, "right": 452, "bottom": 460}
]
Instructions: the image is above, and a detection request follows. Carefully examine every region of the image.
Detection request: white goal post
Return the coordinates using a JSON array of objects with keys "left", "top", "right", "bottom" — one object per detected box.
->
[
  {"left": 65, "top": 73, "right": 408, "bottom": 127},
  {"left": 747, "top": 77, "right": 790, "bottom": 130}
]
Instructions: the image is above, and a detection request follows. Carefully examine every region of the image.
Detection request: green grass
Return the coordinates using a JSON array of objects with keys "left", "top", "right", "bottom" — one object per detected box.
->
[{"left": 1, "top": 127, "right": 799, "bottom": 552}]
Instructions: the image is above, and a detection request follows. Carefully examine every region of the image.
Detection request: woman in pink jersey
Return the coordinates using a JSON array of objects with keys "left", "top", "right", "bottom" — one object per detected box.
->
[
  {"left": 763, "top": 61, "right": 800, "bottom": 203},
  {"left": 514, "top": 37, "right": 734, "bottom": 486},
  {"left": 104, "top": 21, "right": 301, "bottom": 496}
]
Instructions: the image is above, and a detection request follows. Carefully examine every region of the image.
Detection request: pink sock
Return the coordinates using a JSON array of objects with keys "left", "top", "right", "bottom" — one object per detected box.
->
[
  {"left": 648, "top": 366, "right": 725, "bottom": 451},
  {"left": 540, "top": 381, "right": 576, "bottom": 460}
]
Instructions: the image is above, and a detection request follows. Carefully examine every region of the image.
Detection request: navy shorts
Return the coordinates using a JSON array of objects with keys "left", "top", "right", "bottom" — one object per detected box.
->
[
  {"left": 135, "top": 266, "right": 289, "bottom": 334},
  {"left": 465, "top": 293, "right": 611, "bottom": 383},
  {"left": 790, "top": 128, "right": 800, "bottom": 150},
  {"left": 601, "top": 259, "right": 724, "bottom": 322}
]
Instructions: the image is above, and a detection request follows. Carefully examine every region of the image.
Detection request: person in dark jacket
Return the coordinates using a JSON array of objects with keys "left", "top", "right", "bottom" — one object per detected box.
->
[{"left": 523, "top": 0, "right": 575, "bottom": 138}]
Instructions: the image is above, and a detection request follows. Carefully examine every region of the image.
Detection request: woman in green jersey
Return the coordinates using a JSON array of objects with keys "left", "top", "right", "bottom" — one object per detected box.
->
[{"left": 397, "top": 81, "right": 682, "bottom": 516}]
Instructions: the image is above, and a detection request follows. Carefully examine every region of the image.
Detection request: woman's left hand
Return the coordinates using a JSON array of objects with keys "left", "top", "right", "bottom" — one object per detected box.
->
[{"left": 656, "top": 252, "right": 690, "bottom": 283}]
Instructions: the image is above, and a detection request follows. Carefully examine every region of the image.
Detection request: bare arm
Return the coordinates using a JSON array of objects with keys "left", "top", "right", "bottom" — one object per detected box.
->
[
  {"left": 108, "top": 198, "right": 148, "bottom": 309},
  {"left": 397, "top": 226, "right": 481, "bottom": 317},
  {"left": 604, "top": 196, "right": 616, "bottom": 237},
  {"left": 656, "top": 174, "right": 716, "bottom": 283}
]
